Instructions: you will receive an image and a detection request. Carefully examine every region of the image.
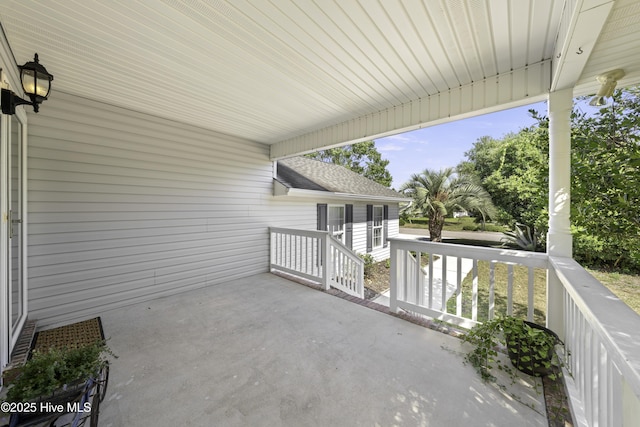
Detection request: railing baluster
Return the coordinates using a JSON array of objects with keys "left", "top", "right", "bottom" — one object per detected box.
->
[
  {"left": 527, "top": 267, "right": 534, "bottom": 322},
  {"left": 441, "top": 255, "right": 447, "bottom": 313},
  {"left": 277, "top": 232, "right": 281, "bottom": 266},
  {"left": 488, "top": 261, "right": 495, "bottom": 320},
  {"left": 472, "top": 259, "right": 478, "bottom": 322},
  {"left": 415, "top": 251, "right": 421, "bottom": 305},
  {"left": 507, "top": 264, "right": 514, "bottom": 316},
  {"left": 597, "top": 339, "right": 606, "bottom": 426},
  {"left": 301, "top": 236, "right": 306, "bottom": 274},
  {"left": 456, "top": 257, "right": 462, "bottom": 317},
  {"left": 398, "top": 251, "right": 408, "bottom": 300},
  {"left": 293, "top": 235, "right": 298, "bottom": 271},
  {"left": 428, "top": 253, "right": 433, "bottom": 309},
  {"left": 585, "top": 327, "right": 593, "bottom": 425}
]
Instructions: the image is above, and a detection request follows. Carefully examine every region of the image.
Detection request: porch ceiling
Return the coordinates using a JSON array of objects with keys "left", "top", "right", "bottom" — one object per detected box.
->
[{"left": 1, "top": 1, "right": 640, "bottom": 155}]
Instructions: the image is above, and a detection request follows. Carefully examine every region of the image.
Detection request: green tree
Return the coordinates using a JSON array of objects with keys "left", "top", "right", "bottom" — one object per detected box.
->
[
  {"left": 459, "top": 122, "right": 549, "bottom": 235},
  {"left": 459, "top": 88, "right": 640, "bottom": 271},
  {"left": 305, "top": 140, "right": 393, "bottom": 187},
  {"left": 400, "top": 168, "right": 496, "bottom": 242},
  {"left": 571, "top": 88, "right": 640, "bottom": 270}
]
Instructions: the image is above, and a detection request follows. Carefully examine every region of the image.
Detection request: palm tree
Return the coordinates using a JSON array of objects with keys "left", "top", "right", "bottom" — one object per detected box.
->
[{"left": 400, "top": 168, "right": 496, "bottom": 242}]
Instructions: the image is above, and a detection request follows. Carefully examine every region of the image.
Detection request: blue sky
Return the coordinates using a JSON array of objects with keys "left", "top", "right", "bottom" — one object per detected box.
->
[{"left": 375, "top": 101, "right": 548, "bottom": 189}]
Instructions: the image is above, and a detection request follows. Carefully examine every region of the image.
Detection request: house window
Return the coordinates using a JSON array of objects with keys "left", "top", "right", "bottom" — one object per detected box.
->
[
  {"left": 328, "top": 205, "right": 345, "bottom": 243},
  {"left": 373, "top": 205, "right": 384, "bottom": 248}
]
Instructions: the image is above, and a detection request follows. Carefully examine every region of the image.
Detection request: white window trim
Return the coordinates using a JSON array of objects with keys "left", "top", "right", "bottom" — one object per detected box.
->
[
  {"left": 372, "top": 205, "right": 384, "bottom": 249},
  {"left": 328, "top": 204, "right": 345, "bottom": 244}
]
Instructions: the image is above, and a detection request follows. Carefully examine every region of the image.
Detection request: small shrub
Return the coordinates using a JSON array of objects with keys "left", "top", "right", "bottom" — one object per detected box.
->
[
  {"left": 462, "top": 224, "right": 479, "bottom": 231},
  {"left": 359, "top": 253, "right": 376, "bottom": 278},
  {"left": 482, "top": 223, "right": 508, "bottom": 232}
]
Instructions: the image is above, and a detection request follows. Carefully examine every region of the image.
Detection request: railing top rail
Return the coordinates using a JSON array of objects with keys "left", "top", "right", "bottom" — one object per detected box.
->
[
  {"left": 550, "top": 256, "right": 640, "bottom": 399},
  {"left": 270, "top": 227, "right": 329, "bottom": 239},
  {"left": 388, "top": 237, "right": 548, "bottom": 268}
]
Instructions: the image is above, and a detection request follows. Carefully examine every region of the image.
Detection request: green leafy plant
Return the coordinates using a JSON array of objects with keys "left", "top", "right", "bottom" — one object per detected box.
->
[
  {"left": 358, "top": 253, "right": 376, "bottom": 279},
  {"left": 501, "top": 223, "right": 541, "bottom": 251},
  {"left": 3, "top": 340, "right": 115, "bottom": 403},
  {"left": 462, "top": 316, "right": 562, "bottom": 383}
]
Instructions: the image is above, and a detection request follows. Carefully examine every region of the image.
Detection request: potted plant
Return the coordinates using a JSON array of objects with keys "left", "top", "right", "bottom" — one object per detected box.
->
[
  {"left": 1, "top": 340, "right": 113, "bottom": 426},
  {"left": 462, "top": 316, "right": 562, "bottom": 382}
]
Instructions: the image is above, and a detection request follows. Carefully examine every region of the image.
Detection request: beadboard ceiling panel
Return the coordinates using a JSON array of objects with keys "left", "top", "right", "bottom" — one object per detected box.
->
[
  {"left": 1, "top": 0, "right": 639, "bottom": 149},
  {"left": 574, "top": 0, "right": 640, "bottom": 96}
]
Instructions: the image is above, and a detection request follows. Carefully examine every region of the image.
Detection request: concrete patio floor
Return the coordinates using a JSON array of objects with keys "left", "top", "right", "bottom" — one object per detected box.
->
[{"left": 98, "top": 273, "right": 546, "bottom": 426}]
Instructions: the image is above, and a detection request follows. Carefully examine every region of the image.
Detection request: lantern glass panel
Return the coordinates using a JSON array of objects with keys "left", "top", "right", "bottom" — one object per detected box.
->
[{"left": 21, "top": 69, "right": 50, "bottom": 98}]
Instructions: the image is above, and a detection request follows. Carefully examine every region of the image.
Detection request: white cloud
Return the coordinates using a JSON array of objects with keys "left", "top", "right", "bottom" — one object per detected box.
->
[
  {"left": 376, "top": 133, "right": 429, "bottom": 146},
  {"left": 379, "top": 134, "right": 412, "bottom": 142},
  {"left": 377, "top": 143, "right": 404, "bottom": 152}
]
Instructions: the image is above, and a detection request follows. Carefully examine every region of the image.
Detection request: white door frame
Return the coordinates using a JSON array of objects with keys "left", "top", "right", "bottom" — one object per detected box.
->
[{"left": 0, "top": 64, "right": 29, "bottom": 379}]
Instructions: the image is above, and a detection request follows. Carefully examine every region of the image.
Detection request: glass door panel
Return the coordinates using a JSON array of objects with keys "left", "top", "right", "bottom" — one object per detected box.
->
[{"left": 9, "top": 115, "right": 23, "bottom": 336}]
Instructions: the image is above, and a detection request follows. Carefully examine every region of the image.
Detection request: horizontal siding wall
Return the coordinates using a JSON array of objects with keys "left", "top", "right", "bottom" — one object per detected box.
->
[
  {"left": 27, "top": 92, "right": 279, "bottom": 327},
  {"left": 352, "top": 203, "right": 400, "bottom": 262},
  {"left": 270, "top": 199, "right": 400, "bottom": 262}
]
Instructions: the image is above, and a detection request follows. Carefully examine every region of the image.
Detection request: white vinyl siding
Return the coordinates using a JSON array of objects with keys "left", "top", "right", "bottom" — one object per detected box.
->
[
  {"left": 24, "top": 92, "right": 402, "bottom": 327},
  {"left": 27, "top": 92, "right": 279, "bottom": 327}
]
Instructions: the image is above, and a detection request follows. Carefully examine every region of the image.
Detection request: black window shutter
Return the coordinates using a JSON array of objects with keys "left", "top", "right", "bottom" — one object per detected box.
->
[
  {"left": 317, "top": 204, "right": 327, "bottom": 231},
  {"left": 345, "top": 204, "right": 353, "bottom": 249},
  {"left": 383, "top": 205, "right": 389, "bottom": 248},
  {"left": 366, "top": 204, "right": 373, "bottom": 252}
]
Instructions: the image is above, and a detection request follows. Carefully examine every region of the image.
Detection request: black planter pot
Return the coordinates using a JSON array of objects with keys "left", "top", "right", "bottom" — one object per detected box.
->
[{"left": 506, "top": 321, "right": 561, "bottom": 377}]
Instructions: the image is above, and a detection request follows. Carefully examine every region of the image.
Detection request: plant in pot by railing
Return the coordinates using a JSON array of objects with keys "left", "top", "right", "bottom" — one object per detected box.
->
[
  {"left": 2, "top": 340, "right": 114, "bottom": 404},
  {"left": 461, "top": 316, "right": 572, "bottom": 423},
  {"left": 462, "top": 316, "right": 562, "bottom": 383}
]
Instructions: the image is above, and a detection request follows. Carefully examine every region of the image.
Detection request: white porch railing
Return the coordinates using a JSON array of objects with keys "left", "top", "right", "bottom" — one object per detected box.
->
[
  {"left": 269, "top": 227, "right": 364, "bottom": 298},
  {"left": 388, "top": 237, "right": 640, "bottom": 427},
  {"left": 389, "top": 237, "right": 548, "bottom": 329},
  {"left": 550, "top": 257, "right": 640, "bottom": 427}
]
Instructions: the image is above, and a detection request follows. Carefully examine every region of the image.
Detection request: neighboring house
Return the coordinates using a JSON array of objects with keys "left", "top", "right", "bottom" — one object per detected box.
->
[
  {"left": 453, "top": 211, "right": 470, "bottom": 219},
  {"left": 274, "top": 157, "right": 410, "bottom": 261}
]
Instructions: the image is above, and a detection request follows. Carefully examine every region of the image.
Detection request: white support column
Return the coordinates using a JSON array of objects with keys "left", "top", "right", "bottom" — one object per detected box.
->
[
  {"left": 548, "top": 88, "right": 573, "bottom": 257},
  {"left": 546, "top": 88, "right": 573, "bottom": 337}
]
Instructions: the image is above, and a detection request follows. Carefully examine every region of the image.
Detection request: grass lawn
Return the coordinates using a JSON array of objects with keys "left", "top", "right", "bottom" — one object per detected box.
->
[
  {"left": 586, "top": 268, "right": 640, "bottom": 315},
  {"left": 446, "top": 261, "right": 548, "bottom": 325}
]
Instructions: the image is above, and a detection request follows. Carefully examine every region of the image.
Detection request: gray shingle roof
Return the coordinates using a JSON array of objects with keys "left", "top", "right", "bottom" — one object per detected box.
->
[{"left": 277, "top": 156, "right": 406, "bottom": 200}]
